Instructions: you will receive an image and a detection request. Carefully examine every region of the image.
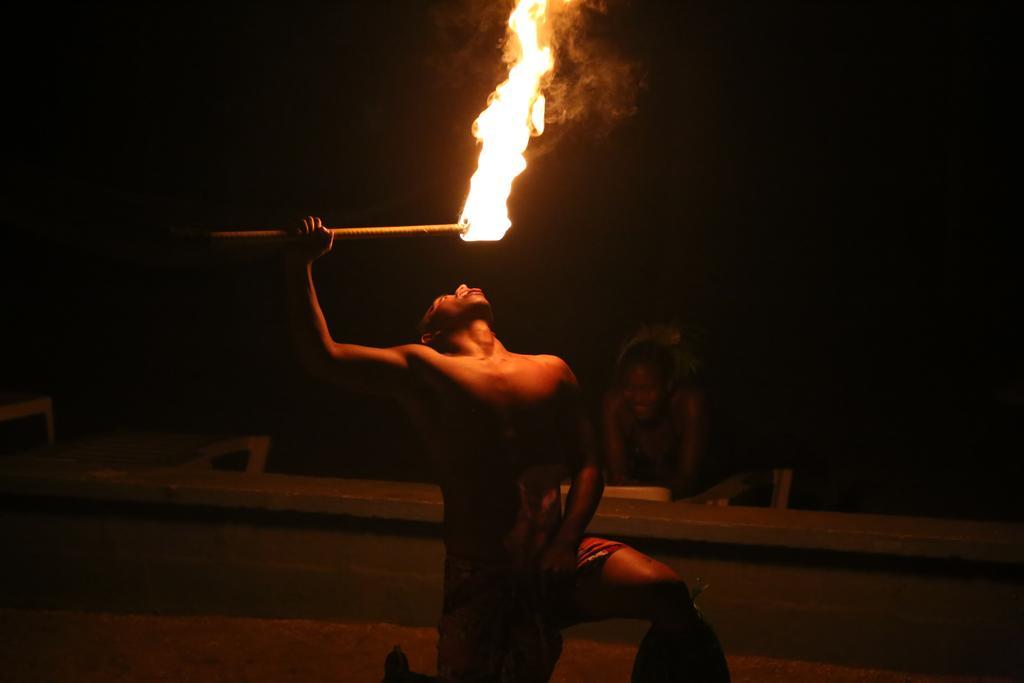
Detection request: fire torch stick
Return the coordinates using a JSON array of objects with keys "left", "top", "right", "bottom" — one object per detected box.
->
[{"left": 174, "top": 223, "right": 469, "bottom": 245}]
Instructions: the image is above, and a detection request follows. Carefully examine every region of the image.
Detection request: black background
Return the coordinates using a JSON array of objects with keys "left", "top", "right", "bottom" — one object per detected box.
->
[{"left": 2, "top": 1, "right": 1017, "bottom": 520}]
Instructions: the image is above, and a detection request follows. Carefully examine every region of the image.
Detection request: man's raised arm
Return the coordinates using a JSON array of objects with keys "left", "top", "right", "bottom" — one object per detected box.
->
[{"left": 283, "top": 216, "right": 429, "bottom": 399}]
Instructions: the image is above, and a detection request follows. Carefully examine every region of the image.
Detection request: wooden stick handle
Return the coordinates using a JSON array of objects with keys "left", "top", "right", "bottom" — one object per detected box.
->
[{"left": 175, "top": 223, "right": 467, "bottom": 244}]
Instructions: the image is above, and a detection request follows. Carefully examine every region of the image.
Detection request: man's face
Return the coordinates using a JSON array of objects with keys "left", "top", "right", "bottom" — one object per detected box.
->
[{"left": 420, "top": 284, "right": 493, "bottom": 337}]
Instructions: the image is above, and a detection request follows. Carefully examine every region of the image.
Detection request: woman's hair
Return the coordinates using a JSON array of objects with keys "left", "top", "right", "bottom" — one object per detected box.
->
[
  {"left": 613, "top": 323, "right": 705, "bottom": 388},
  {"left": 615, "top": 339, "right": 676, "bottom": 387}
]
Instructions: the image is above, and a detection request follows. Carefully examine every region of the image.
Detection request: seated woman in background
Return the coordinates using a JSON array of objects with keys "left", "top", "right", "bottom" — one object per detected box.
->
[{"left": 602, "top": 326, "right": 707, "bottom": 498}]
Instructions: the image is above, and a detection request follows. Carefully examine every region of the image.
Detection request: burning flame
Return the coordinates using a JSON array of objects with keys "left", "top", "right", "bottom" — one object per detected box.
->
[{"left": 459, "top": 0, "right": 564, "bottom": 241}]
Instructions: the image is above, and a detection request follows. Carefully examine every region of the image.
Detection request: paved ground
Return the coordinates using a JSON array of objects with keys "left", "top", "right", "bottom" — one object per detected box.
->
[{"left": 0, "top": 609, "right": 1016, "bottom": 683}]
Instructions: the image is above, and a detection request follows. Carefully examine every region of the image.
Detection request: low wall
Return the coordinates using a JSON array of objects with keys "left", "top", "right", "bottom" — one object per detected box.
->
[{"left": 1, "top": 455, "right": 1022, "bottom": 677}]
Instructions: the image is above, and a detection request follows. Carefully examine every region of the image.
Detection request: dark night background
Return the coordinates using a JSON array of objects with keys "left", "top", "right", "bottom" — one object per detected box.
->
[{"left": 2, "top": 2, "right": 1017, "bottom": 520}]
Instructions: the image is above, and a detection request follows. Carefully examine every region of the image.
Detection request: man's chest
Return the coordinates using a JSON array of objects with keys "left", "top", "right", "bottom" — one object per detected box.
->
[{"left": 442, "top": 357, "right": 562, "bottom": 410}]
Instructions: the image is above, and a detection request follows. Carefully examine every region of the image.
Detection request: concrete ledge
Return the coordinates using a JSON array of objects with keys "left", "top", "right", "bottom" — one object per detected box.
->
[
  {"left": 1, "top": 455, "right": 1021, "bottom": 564},
  {"left": 1, "top": 455, "right": 1023, "bottom": 677}
]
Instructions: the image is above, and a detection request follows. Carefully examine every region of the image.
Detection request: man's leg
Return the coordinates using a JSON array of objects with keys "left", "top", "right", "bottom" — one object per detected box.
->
[
  {"left": 569, "top": 546, "right": 699, "bottom": 627},
  {"left": 437, "top": 555, "right": 561, "bottom": 683},
  {"left": 567, "top": 545, "right": 730, "bottom": 682}
]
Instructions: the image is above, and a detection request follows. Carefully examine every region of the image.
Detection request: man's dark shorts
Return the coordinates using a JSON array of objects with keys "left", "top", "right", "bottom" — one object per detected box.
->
[{"left": 436, "top": 537, "right": 626, "bottom": 683}]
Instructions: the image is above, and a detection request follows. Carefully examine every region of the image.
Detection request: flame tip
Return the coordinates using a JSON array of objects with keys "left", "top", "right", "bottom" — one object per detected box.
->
[{"left": 460, "top": 0, "right": 559, "bottom": 241}]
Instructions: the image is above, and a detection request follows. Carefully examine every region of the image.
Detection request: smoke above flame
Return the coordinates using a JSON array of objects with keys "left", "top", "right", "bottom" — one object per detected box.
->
[{"left": 458, "top": 0, "right": 566, "bottom": 241}]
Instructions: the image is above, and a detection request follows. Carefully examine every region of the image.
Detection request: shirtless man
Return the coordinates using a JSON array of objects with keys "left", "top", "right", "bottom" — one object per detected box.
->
[{"left": 286, "top": 217, "right": 728, "bottom": 682}]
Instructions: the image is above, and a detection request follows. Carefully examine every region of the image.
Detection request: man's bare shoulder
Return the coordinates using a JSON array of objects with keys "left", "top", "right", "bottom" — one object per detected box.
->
[
  {"left": 387, "top": 343, "right": 448, "bottom": 367},
  {"left": 387, "top": 342, "right": 437, "bottom": 356},
  {"left": 520, "top": 353, "right": 578, "bottom": 385}
]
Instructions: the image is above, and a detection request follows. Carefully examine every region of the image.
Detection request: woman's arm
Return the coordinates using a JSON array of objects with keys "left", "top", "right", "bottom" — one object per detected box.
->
[
  {"left": 670, "top": 388, "right": 706, "bottom": 497},
  {"left": 602, "top": 391, "right": 630, "bottom": 484}
]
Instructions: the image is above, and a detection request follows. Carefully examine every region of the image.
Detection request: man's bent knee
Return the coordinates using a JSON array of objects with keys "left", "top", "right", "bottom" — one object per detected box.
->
[{"left": 648, "top": 578, "right": 699, "bottom": 627}]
